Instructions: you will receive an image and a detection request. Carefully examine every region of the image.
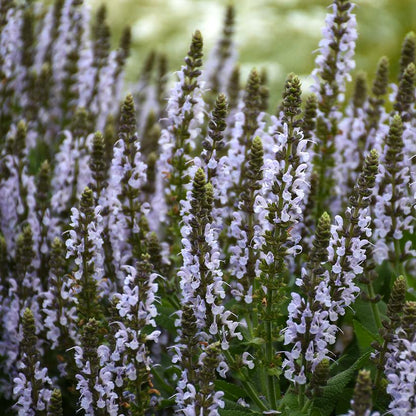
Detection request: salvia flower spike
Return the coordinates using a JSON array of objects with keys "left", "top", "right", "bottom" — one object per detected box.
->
[{"left": 0, "top": 1, "right": 414, "bottom": 415}]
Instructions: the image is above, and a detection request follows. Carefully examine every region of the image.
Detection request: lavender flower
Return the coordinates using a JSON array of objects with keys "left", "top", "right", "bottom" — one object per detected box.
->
[
  {"left": 334, "top": 73, "right": 369, "bottom": 208},
  {"left": 345, "top": 370, "right": 380, "bottom": 416},
  {"left": 226, "top": 69, "right": 262, "bottom": 202},
  {"left": 203, "top": 5, "right": 237, "bottom": 95},
  {"left": 51, "top": 109, "right": 93, "bottom": 219},
  {"left": 65, "top": 187, "right": 105, "bottom": 321},
  {"left": 311, "top": 0, "right": 357, "bottom": 103},
  {"left": 13, "top": 308, "right": 53, "bottom": 416},
  {"left": 283, "top": 212, "right": 336, "bottom": 385},
  {"left": 153, "top": 30, "right": 205, "bottom": 238},
  {"left": 319, "top": 150, "right": 378, "bottom": 322},
  {"left": 0, "top": 121, "right": 33, "bottom": 251},
  {"left": 372, "top": 276, "right": 407, "bottom": 393},
  {"left": 42, "top": 237, "right": 78, "bottom": 351},
  {"left": 373, "top": 115, "right": 415, "bottom": 267},
  {"left": 284, "top": 150, "right": 378, "bottom": 387},
  {"left": 177, "top": 169, "right": 236, "bottom": 342},
  {"left": 174, "top": 169, "right": 239, "bottom": 413},
  {"left": 228, "top": 136, "right": 264, "bottom": 304},
  {"left": 106, "top": 94, "right": 149, "bottom": 279},
  {"left": 111, "top": 258, "right": 160, "bottom": 413},
  {"left": 385, "top": 302, "right": 416, "bottom": 416},
  {"left": 310, "top": 0, "right": 357, "bottom": 216},
  {"left": 0, "top": 225, "right": 43, "bottom": 390},
  {"left": 363, "top": 57, "right": 390, "bottom": 155},
  {"left": 73, "top": 318, "right": 119, "bottom": 415}
]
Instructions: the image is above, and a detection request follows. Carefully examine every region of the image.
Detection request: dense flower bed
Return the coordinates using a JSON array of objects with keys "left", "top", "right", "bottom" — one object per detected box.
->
[{"left": 0, "top": 0, "right": 415, "bottom": 415}]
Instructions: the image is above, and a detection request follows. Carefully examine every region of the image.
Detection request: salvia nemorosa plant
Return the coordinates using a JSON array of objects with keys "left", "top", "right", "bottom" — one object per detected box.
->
[{"left": 0, "top": 0, "right": 415, "bottom": 415}]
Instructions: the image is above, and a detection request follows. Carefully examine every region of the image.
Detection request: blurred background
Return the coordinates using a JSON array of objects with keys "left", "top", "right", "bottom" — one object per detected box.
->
[{"left": 50, "top": 0, "right": 416, "bottom": 107}]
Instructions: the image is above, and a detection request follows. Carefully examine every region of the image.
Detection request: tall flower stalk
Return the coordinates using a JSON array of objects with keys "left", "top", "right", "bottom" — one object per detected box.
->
[
  {"left": 255, "top": 74, "right": 309, "bottom": 409},
  {"left": 65, "top": 187, "right": 104, "bottom": 323},
  {"left": 155, "top": 30, "right": 205, "bottom": 261},
  {"left": 174, "top": 168, "right": 240, "bottom": 415},
  {"left": 310, "top": 0, "right": 357, "bottom": 217}
]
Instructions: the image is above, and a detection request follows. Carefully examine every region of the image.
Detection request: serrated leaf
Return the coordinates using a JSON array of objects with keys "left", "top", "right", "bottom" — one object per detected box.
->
[
  {"left": 155, "top": 305, "right": 176, "bottom": 336},
  {"left": 335, "top": 387, "right": 354, "bottom": 415},
  {"left": 152, "top": 366, "right": 175, "bottom": 396},
  {"left": 329, "top": 341, "right": 360, "bottom": 373},
  {"left": 313, "top": 352, "right": 370, "bottom": 416},
  {"left": 220, "top": 411, "right": 258, "bottom": 416},
  {"left": 353, "top": 319, "right": 380, "bottom": 352},
  {"left": 354, "top": 298, "right": 379, "bottom": 334},
  {"left": 266, "top": 367, "right": 282, "bottom": 377},
  {"left": 157, "top": 397, "right": 176, "bottom": 410},
  {"left": 279, "top": 392, "right": 300, "bottom": 411},
  {"left": 244, "top": 337, "right": 265, "bottom": 346},
  {"left": 216, "top": 380, "right": 247, "bottom": 401},
  {"left": 222, "top": 399, "right": 258, "bottom": 414}
]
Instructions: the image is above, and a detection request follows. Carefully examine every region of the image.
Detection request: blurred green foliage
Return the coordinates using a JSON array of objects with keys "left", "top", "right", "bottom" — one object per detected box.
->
[{"left": 47, "top": 0, "right": 416, "bottom": 107}]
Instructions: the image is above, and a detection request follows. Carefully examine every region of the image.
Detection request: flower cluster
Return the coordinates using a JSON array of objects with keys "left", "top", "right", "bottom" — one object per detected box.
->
[{"left": 0, "top": 0, "right": 414, "bottom": 415}]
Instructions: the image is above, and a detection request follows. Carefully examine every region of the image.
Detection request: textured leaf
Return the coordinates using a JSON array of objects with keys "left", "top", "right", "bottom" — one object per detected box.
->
[
  {"left": 353, "top": 298, "right": 378, "bottom": 334},
  {"left": 353, "top": 319, "right": 380, "bottom": 352},
  {"left": 221, "top": 399, "right": 258, "bottom": 414},
  {"left": 216, "top": 380, "right": 247, "bottom": 401},
  {"left": 244, "top": 337, "right": 266, "bottom": 346},
  {"left": 279, "top": 392, "right": 301, "bottom": 412},
  {"left": 313, "top": 352, "right": 371, "bottom": 416},
  {"left": 220, "top": 411, "right": 259, "bottom": 416},
  {"left": 155, "top": 305, "right": 176, "bottom": 335}
]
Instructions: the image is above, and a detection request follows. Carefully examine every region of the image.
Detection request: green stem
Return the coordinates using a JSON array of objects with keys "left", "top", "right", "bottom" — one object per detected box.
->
[
  {"left": 241, "top": 377, "right": 269, "bottom": 413},
  {"left": 222, "top": 349, "right": 268, "bottom": 412},
  {"left": 265, "top": 290, "right": 278, "bottom": 409},
  {"left": 368, "top": 282, "right": 382, "bottom": 329},
  {"left": 298, "top": 384, "right": 305, "bottom": 409},
  {"left": 393, "top": 239, "right": 406, "bottom": 278},
  {"left": 374, "top": 338, "right": 388, "bottom": 400},
  {"left": 390, "top": 175, "right": 407, "bottom": 279},
  {"left": 301, "top": 398, "right": 312, "bottom": 413},
  {"left": 152, "top": 367, "right": 174, "bottom": 395}
]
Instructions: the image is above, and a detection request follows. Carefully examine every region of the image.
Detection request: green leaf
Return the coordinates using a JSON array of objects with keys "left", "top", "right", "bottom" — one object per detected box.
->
[
  {"left": 279, "top": 392, "right": 301, "bottom": 413},
  {"left": 329, "top": 341, "right": 360, "bottom": 373},
  {"left": 220, "top": 411, "right": 260, "bottom": 416},
  {"left": 155, "top": 305, "right": 176, "bottom": 336},
  {"left": 221, "top": 399, "right": 259, "bottom": 415},
  {"left": 157, "top": 397, "right": 176, "bottom": 410},
  {"left": 313, "top": 352, "right": 371, "bottom": 416},
  {"left": 353, "top": 298, "right": 379, "bottom": 334},
  {"left": 353, "top": 319, "right": 380, "bottom": 352},
  {"left": 216, "top": 380, "right": 247, "bottom": 401},
  {"left": 266, "top": 366, "right": 282, "bottom": 377},
  {"left": 152, "top": 366, "right": 175, "bottom": 396},
  {"left": 335, "top": 387, "right": 354, "bottom": 415},
  {"left": 244, "top": 337, "right": 265, "bottom": 346}
]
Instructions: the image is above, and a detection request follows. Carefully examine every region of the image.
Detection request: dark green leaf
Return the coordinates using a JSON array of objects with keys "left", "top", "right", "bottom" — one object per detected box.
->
[
  {"left": 244, "top": 337, "right": 265, "bottom": 346},
  {"left": 279, "top": 392, "right": 301, "bottom": 412},
  {"left": 353, "top": 319, "right": 380, "bottom": 352},
  {"left": 216, "top": 380, "right": 247, "bottom": 401},
  {"left": 221, "top": 398, "right": 259, "bottom": 414},
  {"left": 313, "top": 352, "right": 371, "bottom": 416}
]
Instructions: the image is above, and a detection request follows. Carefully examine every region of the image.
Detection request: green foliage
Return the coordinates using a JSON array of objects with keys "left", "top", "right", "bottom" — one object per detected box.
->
[{"left": 312, "top": 353, "right": 371, "bottom": 416}]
